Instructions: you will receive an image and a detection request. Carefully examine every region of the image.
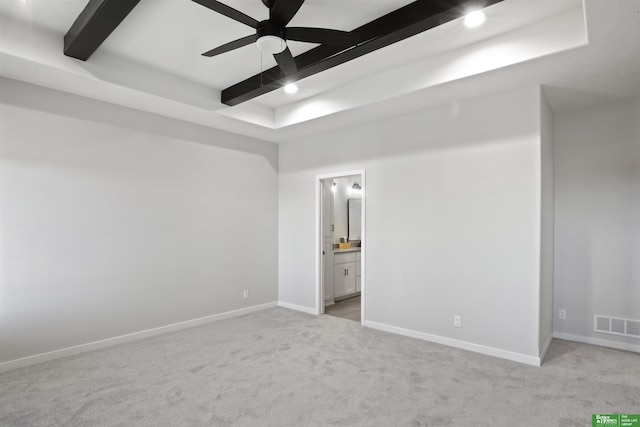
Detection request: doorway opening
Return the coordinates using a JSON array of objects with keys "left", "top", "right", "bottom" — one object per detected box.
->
[{"left": 316, "top": 170, "right": 365, "bottom": 325}]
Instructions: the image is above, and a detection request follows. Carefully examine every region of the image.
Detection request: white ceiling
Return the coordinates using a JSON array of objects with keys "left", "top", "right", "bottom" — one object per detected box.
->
[{"left": 1, "top": 0, "right": 639, "bottom": 143}]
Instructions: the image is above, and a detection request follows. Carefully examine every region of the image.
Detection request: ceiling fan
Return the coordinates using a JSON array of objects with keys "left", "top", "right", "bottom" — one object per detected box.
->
[{"left": 192, "top": 0, "right": 360, "bottom": 76}]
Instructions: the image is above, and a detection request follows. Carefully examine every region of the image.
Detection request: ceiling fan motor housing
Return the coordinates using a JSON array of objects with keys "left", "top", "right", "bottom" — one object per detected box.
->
[{"left": 257, "top": 21, "right": 285, "bottom": 39}]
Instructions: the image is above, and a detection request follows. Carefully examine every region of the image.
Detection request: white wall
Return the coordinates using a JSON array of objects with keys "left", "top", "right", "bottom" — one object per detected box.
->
[
  {"left": 279, "top": 87, "right": 546, "bottom": 361},
  {"left": 553, "top": 98, "right": 640, "bottom": 349},
  {"left": 332, "top": 176, "right": 361, "bottom": 243},
  {"left": 539, "top": 90, "right": 554, "bottom": 354},
  {"left": 0, "top": 78, "right": 279, "bottom": 364}
]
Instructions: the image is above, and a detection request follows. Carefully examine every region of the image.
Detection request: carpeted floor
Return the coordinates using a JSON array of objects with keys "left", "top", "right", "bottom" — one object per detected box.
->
[{"left": 1, "top": 308, "right": 638, "bottom": 426}]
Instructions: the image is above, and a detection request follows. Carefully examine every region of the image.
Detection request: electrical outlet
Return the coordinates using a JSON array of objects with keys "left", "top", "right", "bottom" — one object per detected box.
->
[
  {"left": 559, "top": 309, "right": 566, "bottom": 320},
  {"left": 454, "top": 315, "right": 461, "bottom": 327},
  {"left": 243, "top": 290, "right": 249, "bottom": 299}
]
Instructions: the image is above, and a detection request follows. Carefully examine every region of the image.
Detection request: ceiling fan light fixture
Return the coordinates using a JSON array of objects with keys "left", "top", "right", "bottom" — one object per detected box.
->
[{"left": 256, "top": 35, "right": 287, "bottom": 54}]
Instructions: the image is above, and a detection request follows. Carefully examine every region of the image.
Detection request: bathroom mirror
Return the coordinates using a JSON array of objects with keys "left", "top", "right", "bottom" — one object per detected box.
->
[{"left": 347, "top": 198, "right": 361, "bottom": 241}]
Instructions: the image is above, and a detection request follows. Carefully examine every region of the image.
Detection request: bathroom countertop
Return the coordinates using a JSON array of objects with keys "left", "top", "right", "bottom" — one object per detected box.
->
[{"left": 333, "top": 247, "right": 361, "bottom": 253}]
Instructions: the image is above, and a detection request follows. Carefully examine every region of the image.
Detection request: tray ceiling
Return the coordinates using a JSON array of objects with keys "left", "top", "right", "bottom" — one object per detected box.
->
[{"left": 1, "top": 0, "right": 639, "bottom": 143}]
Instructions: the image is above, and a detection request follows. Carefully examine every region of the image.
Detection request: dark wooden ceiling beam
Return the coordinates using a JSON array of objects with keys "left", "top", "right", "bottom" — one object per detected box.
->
[
  {"left": 222, "top": 0, "right": 503, "bottom": 106},
  {"left": 64, "top": 0, "right": 141, "bottom": 61}
]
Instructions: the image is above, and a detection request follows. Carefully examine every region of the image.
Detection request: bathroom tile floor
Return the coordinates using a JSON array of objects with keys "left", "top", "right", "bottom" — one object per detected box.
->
[{"left": 324, "top": 295, "right": 361, "bottom": 322}]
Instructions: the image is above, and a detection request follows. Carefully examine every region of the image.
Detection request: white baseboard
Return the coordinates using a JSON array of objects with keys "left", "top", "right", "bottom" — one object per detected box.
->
[
  {"left": 553, "top": 332, "right": 640, "bottom": 353},
  {"left": 365, "top": 320, "right": 542, "bottom": 366},
  {"left": 278, "top": 301, "right": 318, "bottom": 315},
  {"left": 539, "top": 333, "right": 553, "bottom": 363},
  {"left": 0, "top": 301, "right": 278, "bottom": 374}
]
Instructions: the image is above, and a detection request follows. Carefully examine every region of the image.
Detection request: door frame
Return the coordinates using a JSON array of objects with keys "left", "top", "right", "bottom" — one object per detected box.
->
[{"left": 315, "top": 170, "right": 366, "bottom": 324}]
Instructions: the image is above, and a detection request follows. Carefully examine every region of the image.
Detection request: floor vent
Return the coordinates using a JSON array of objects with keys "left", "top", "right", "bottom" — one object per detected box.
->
[{"left": 594, "top": 315, "right": 640, "bottom": 338}]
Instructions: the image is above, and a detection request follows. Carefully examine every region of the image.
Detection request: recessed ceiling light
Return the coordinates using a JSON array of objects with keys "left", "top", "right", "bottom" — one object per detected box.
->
[
  {"left": 464, "top": 10, "right": 486, "bottom": 28},
  {"left": 284, "top": 83, "right": 298, "bottom": 94}
]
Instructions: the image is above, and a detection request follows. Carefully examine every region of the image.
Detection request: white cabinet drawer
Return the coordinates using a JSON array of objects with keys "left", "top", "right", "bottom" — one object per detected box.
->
[
  {"left": 334, "top": 252, "right": 356, "bottom": 264},
  {"left": 356, "top": 261, "right": 361, "bottom": 277},
  {"left": 356, "top": 252, "right": 361, "bottom": 261}
]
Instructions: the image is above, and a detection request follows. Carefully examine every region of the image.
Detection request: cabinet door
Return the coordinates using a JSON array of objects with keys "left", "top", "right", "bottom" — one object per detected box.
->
[
  {"left": 344, "top": 263, "right": 356, "bottom": 295},
  {"left": 335, "top": 262, "right": 356, "bottom": 298},
  {"left": 334, "top": 264, "right": 347, "bottom": 298}
]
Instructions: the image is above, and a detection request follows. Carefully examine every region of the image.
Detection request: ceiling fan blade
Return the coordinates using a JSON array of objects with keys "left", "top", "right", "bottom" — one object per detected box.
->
[
  {"left": 273, "top": 47, "right": 297, "bottom": 75},
  {"left": 191, "top": 0, "right": 259, "bottom": 28},
  {"left": 202, "top": 34, "right": 257, "bottom": 57},
  {"left": 269, "top": 0, "right": 305, "bottom": 27},
  {"left": 285, "top": 27, "right": 359, "bottom": 46}
]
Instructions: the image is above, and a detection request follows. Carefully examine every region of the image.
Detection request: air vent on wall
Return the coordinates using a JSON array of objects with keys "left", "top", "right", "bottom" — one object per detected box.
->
[{"left": 594, "top": 315, "right": 640, "bottom": 338}]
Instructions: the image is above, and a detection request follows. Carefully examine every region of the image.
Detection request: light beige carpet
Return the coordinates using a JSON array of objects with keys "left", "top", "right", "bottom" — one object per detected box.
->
[{"left": 1, "top": 307, "right": 639, "bottom": 426}]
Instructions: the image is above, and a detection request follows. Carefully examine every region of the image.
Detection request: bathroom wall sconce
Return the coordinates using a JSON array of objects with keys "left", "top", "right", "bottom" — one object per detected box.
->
[{"left": 350, "top": 182, "right": 362, "bottom": 196}]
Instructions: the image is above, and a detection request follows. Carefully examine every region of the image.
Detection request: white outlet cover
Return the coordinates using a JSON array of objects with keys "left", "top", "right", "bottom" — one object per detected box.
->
[{"left": 454, "top": 315, "right": 461, "bottom": 327}]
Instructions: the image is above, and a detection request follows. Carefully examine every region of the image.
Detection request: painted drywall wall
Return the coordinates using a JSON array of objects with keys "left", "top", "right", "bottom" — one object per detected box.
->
[
  {"left": 539, "top": 90, "right": 554, "bottom": 354},
  {"left": 0, "top": 78, "right": 279, "bottom": 363},
  {"left": 279, "top": 86, "right": 545, "bottom": 359},
  {"left": 553, "top": 98, "right": 640, "bottom": 349}
]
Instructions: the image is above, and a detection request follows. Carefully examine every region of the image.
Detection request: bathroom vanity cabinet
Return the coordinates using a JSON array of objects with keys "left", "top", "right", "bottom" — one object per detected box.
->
[{"left": 333, "top": 249, "right": 361, "bottom": 300}]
